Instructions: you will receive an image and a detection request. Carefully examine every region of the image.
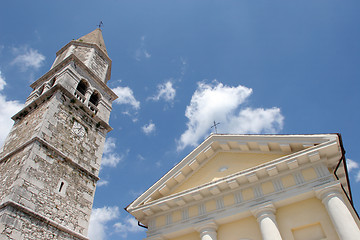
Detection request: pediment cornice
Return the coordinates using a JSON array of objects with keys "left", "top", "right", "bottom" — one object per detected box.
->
[{"left": 126, "top": 134, "right": 343, "bottom": 220}]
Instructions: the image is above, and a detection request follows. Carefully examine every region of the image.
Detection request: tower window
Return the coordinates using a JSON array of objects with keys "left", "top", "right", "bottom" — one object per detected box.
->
[
  {"left": 89, "top": 91, "right": 100, "bottom": 106},
  {"left": 59, "top": 182, "right": 64, "bottom": 192},
  {"left": 56, "top": 179, "right": 68, "bottom": 196},
  {"left": 76, "top": 80, "right": 88, "bottom": 96}
]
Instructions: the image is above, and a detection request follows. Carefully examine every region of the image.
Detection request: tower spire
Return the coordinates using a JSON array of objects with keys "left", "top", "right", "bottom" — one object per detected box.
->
[{"left": 77, "top": 28, "right": 108, "bottom": 56}]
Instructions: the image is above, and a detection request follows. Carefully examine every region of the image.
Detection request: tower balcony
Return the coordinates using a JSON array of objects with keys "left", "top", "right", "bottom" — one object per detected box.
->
[
  {"left": 74, "top": 89, "right": 86, "bottom": 103},
  {"left": 88, "top": 101, "right": 98, "bottom": 115}
]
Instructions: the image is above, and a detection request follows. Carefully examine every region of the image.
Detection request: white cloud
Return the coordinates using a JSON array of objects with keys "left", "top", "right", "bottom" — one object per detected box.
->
[
  {"left": 0, "top": 71, "right": 6, "bottom": 91},
  {"left": 347, "top": 159, "right": 359, "bottom": 172},
  {"left": 112, "top": 86, "right": 140, "bottom": 110},
  {"left": 347, "top": 159, "right": 360, "bottom": 183},
  {"left": 135, "top": 36, "right": 151, "bottom": 61},
  {"left": 113, "top": 216, "right": 145, "bottom": 238},
  {"left": 97, "top": 179, "right": 109, "bottom": 187},
  {"left": 101, "top": 137, "right": 124, "bottom": 167},
  {"left": 149, "top": 81, "right": 176, "bottom": 102},
  {"left": 357, "top": 172, "right": 360, "bottom": 183},
  {"left": 142, "top": 121, "right": 156, "bottom": 135},
  {"left": 88, "top": 206, "right": 119, "bottom": 240},
  {"left": 177, "top": 81, "right": 284, "bottom": 151},
  {"left": 0, "top": 71, "right": 24, "bottom": 148},
  {"left": 137, "top": 154, "right": 145, "bottom": 161},
  {"left": 11, "top": 46, "right": 45, "bottom": 71}
]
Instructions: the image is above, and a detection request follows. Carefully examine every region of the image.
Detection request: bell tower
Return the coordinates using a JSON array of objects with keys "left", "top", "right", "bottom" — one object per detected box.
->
[{"left": 0, "top": 29, "right": 117, "bottom": 239}]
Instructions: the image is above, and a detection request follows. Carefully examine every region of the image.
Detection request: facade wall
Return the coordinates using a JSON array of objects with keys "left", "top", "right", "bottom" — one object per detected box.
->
[
  {"left": 277, "top": 198, "right": 339, "bottom": 240},
  {"left": 0, "top": 205, "right": 81, "bottom": 240},
  {"left": 217, "top": 216, "right": 261, "bottom": 240},
  {"left": 0, "top": 141, "right": 96, "bottom": 236}
]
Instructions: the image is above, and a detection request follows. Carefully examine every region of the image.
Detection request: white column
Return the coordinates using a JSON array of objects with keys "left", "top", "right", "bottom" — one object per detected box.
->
[
  {"left": 251, "top": 203, "right": 282, "bottom": 240},
  {"left": 196, "top": 221, "right": 218, "bottom": 240},
  {"left": 316, "top": 183, "right": 360, "bottom": 240}
]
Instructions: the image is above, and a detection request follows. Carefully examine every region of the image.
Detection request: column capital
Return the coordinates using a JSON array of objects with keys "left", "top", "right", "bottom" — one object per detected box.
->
[
  {"left": 195, "top": 220, "right": 218, "bottom": 233},
  {"left": 251, "top": 202, "right": 276, "bottom": 221},
  {"left": 314, "top": 182, "right": 343, "bottom": 203},
  {"left": 146, "top": 235, "right": 166, "bottom": 240}
]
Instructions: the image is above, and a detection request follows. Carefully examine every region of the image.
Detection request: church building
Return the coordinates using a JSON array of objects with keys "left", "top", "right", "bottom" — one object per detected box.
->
[
  {"left": 0, "top": 29, "right": 117, "bottom": 239},
  {"left": 127, "top": 134, "right": 360, "bottom": 240}
]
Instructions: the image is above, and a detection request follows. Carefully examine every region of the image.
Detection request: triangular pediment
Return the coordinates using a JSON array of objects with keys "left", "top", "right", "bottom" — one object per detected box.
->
[
  {"left": 170, "top": 152, "right": 286, "bottom": 195},
  {"left": 126, "top": 134, "right": 344, "bottom": 221}
]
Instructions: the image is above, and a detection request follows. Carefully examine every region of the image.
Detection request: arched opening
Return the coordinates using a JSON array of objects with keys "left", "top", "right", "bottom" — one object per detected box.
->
[
  {"left": 76, "top": 80, "right": 88, "bottom": 96},
  {"left": 89, "top": 91, "right": 100, "bottom": 106}
]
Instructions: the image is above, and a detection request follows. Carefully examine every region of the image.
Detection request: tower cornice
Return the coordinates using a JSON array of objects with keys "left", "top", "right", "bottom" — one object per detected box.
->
[
  {"left": 30, "top": 54, "right": 118, "bottom": 101},
  {"left": 13, "top": 83, "right": 113, "bottom": 133}
]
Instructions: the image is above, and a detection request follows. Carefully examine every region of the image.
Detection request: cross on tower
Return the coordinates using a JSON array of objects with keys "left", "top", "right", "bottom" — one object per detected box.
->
[
  {"left": 211, "top": 121, "right": 220, "bottom": 134},
  {"left": 97, "top": 21, "right": 103, "bottom": 29}
]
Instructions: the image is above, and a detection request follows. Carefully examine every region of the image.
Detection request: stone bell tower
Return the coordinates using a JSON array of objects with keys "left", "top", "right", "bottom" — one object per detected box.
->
[{"left": 0, "top": 29, "right": 117, "bottom": 239}]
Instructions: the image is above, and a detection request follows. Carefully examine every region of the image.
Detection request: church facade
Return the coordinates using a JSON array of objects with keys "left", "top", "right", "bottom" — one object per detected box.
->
[
  {"left": 127, "top": 134, "right": 360, "bottom": 240},
  {"left": 0, "top": 29, "right": 117, "bottom": 239}
]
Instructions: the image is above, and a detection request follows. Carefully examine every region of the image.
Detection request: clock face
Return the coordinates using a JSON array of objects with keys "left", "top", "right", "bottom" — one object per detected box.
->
[{"left": 72, "top": 121, "right": 86, "bottom": 138}]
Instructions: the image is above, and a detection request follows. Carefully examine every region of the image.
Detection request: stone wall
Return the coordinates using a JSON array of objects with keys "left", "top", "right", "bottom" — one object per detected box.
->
[{"left": 0, "top": 204, "right": 83, "bottom": 240}]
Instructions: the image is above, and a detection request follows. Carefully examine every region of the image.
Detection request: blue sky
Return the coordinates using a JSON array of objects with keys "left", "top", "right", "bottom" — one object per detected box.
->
[{"left": 1, "top": 1, "right": 360, "bottom": 239}]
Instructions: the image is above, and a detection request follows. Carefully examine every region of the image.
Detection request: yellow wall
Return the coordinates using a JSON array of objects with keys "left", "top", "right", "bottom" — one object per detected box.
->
[
  {"left": 172, "top": 152, "right": 285, "bottom": 194},
  {"left": 168, "top": 232, "right": 200, "bottom": 240},
  {"left": 277, "top": 198, "right": 339, "bottom": 240},
  {"left": 218, "top": 216, "right": 262, "bottom": 240}
]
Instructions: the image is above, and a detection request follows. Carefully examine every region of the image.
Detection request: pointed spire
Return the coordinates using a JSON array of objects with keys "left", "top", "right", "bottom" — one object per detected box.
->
[{"left": 77, "top": 28, "right": 108, "bottom": 56}]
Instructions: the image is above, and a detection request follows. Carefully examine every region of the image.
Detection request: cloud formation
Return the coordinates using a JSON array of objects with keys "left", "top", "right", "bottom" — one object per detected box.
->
[
  {"left": 11, "top": 46, "right": 45, "bottom": 71},
  {"left": 0, "top": 71, "right": 24, "bottom": 148},
  {"left": 88, "top": 206, "right": 119, "bottom": 240},
  {"left": 149, "top": 81, "right": 176, "bottom": 103},
  {"left": 177, "top": 81, "right": 284, "bottom": 150},
  {"left": 101, "top": 137, "right": 124, "bottom": 167},
  {"left": 114, "top": 216, "right": 145, "bottom": 238},
  {"left": 142, "top": 121, "right": 156, "bottom": 135},
  {"left": 135, "top": 36, "right": 151, "bottom": 61},
  {"left": 347, "top": 159, "right": 360, "bottom": 182},
  {"left": 112, "top": 86, "right": 140, "bottom": 110},
  {"left": 88, "top": 206, "right": 145, "bottom": 240}
]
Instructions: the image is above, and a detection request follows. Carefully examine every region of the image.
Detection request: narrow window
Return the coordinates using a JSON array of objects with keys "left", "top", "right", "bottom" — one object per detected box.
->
[{"left": 59, "top": 182, "right": 64, "bottom": 192}]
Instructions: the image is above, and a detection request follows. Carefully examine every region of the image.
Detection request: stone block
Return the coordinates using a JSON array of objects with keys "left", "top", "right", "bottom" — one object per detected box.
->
[
  {"left": 10, "top": 229, "right": 22, "bottom": 240},
  {"left": 19, "top": 198, "right": 36, "bottom": 210}
]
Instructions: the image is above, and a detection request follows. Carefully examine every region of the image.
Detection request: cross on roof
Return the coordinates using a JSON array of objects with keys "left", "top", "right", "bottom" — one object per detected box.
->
[{"left": 211, "top": 121, "right": 220, "bottom": 134}]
